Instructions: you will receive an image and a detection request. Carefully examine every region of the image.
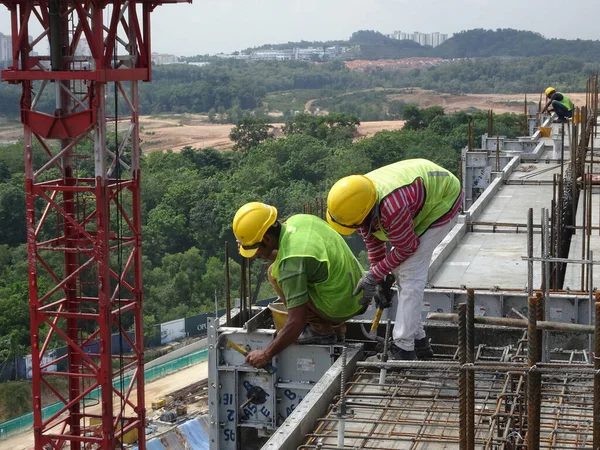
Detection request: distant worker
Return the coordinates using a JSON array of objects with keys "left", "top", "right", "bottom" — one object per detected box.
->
[
  {"left": 232, "top": 203, "right": 366, "bottom": 369},
  {"left": 326, "top": 159, "right": 463, "bottom": 361},
  {"left": 541, "top": 87, "right": 574, "bottom": 123}
]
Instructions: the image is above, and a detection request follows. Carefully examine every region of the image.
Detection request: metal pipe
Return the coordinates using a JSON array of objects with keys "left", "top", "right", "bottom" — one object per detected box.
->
[
  {"left": 427, "top": 312, "right": 596, "bottom": 333},
  {"left": 240, "top": 257, "right": 247, "bottom": 324},
  {"left": 225, "top": 242, "right": 231, "bottom": 327}
]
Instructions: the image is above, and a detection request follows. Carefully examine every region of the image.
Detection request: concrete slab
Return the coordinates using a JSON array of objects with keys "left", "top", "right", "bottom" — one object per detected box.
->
[
  {"left": 430, "top": 232, "right": 542, "bottom": 289},
  {"left": 476, "top": 184, "right": 553, "bottom": 223}
]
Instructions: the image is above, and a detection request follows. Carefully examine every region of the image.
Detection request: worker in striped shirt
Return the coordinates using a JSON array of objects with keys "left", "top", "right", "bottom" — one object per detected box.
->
[
  {"left": 232, "top": 202, "right": 366, "bottom": 369},
  {"left": 326, "top": 159, "right": 463, "bottom": 360}
]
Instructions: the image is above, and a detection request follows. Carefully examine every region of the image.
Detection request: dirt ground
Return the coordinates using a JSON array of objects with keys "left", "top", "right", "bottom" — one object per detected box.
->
[
  {"left": 0, "top": 361, "right": 209, "bottom": 450},
  {"left": 0, "top": 90, "right": 590, "bottom": 153},
  {"left": 138, "top": 116, "right": 407, "bottom": 153}
]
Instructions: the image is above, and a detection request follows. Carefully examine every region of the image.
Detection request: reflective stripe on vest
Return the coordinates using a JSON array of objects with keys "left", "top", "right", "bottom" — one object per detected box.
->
[
  {"left": 365, "top": 159, "right": 461, "bottom": 240},
  {"left": 271, "top": 215, "right": 364, "bottom": 320}
]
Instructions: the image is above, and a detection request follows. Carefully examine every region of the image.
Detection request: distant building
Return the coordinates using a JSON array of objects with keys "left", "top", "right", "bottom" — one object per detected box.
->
[
  {"left": 387, "top": 30, "right": 451, "bottom": 48},
  {"left": 151, "top": 52, "right": 180, "bottom": 65},
  {"left": 214, "top": 46, "right": 348, "bottom": 62},
  {"left": 0, "top": 32, "right": 12, "bottom": 63}
]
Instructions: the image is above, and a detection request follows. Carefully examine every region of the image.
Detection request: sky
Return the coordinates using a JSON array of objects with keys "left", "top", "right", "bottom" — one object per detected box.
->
[{"left": 1, "top": 0, "right": 599, "bottom": 56}]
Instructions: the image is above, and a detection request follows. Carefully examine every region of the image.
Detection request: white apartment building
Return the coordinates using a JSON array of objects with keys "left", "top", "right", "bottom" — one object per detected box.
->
[
  {"left": 387, "top": 30, "right": 451, "bottom": 47},
  {"left": 0, "top": 32, "right": 12, "bottom": 63}
]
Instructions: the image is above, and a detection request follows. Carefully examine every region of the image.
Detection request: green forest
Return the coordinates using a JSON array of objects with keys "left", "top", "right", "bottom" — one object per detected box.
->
[{"left": 0, "top": 110, "right": 524, "bottom": 362}]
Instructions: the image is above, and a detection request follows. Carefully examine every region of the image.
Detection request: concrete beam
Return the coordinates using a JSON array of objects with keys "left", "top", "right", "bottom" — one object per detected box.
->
[
  {"left": 428, "top": 219, "right": 468, "bottom": 281},
  {"left": 467, "top": 156, "right": 519, "bottom": 222},
  {"left": 261, "top": 346, "right": 363, "bottom": 450}
]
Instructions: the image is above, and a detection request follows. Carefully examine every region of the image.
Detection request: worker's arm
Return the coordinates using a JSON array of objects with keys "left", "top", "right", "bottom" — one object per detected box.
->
[
  {"left": 541, "top": 98, "right": 553, "bottom": 114},
  {"left": 357, "top": 225, "right": 387, "bottom": 267},
  {"left": 367, "top": 185, "right": 422, "bottom": 281},
  {"left": 246, "top": 257, "right": 315, "bottom": 368},
  {"left": 246, "top": 305, "right": 307, "bottom": 368}
]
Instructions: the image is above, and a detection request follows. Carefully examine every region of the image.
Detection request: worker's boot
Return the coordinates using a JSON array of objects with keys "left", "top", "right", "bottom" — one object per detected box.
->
[
  {"left": 297, "top": 326, "right": 337, "bottom": 345},
  {"left": 389, "top": 344, "right": 417, "bottom": 361},
  {"left": 414, "top": 337, "right": 434, "bottom": 360},
  {"left": 333, "top": 323, "right": 346, "bottom": 344}
]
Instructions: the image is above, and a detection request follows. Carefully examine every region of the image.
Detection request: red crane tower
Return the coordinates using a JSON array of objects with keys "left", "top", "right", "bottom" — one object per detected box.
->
[{"left": 1, "top": 1, "right": 190, "bottom": 448}]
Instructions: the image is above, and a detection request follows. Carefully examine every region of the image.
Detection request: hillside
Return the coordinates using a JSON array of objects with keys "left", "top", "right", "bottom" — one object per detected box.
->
[{"left": 235, "top": 29, "right": 600, "bottom": 62}]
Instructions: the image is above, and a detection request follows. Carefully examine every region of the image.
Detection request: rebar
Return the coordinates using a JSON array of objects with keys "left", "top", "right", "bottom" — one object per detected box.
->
[
  {"left": 379, "top": 319, "right": 391, "bottom": 385},
  {"left": 337, "top": 345, "right": 348, "bottom": 448},
  {"left": 594, "top": 296, "right": 600, "bottom": 450},
  {"left": 466, "top": 290, "right": 475, "bottom": 449},
  {"left": 528, "top": 208, "right": 534, "bottom": 296},
  {"left": 527, "top": 295, "right": 541, "bottom": 450},
  {"left": 458, "top": 302, "right": 467, "bottom": 449}
]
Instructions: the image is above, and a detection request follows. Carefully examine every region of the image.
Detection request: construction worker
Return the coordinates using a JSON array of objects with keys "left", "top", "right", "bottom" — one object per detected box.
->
[
  {"left": 541, "top": 87, "right": 574, "bottom": 123},
  {"left": 232, "top": 202, "right": 366, "bottom": 369},
  {"left": 326, "top": 159, "right": 463, "bottom": 360}
]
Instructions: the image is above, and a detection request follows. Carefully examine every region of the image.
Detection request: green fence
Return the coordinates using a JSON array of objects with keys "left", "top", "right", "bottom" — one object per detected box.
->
[{"left": 0, "top": 348, "right": 208, "bottom": 441}]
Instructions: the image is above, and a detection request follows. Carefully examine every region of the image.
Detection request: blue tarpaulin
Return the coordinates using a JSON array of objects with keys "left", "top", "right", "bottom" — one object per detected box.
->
[{"left": 178, "top": 418, "right": 210, "bottom": 450}]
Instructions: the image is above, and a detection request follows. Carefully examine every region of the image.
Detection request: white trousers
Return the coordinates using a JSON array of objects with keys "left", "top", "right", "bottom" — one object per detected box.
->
[{"left": 392, "top": 217, "right": 457, "bottom": 350}]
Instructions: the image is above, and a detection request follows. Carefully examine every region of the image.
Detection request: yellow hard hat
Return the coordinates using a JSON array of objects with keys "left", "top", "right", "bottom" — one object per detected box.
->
[
  {"left": 233, "top": 202, "right": 278, "bottom": 258},
  {"left": 545, "top": 87, "right": 556, "bottom": 97},
  {"left": 326, "top": 175, "right": 377, "bottom": 235}
]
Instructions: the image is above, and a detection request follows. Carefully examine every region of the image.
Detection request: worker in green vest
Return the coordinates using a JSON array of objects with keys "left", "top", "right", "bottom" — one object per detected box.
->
[
  {"left": 541, "top": 87, "right": 574, "bottom": 123},
  {"left": 326, "top": 159, "right": 463, "bottom": 360},
  {"left": 232, "top": 202, "right": 365, "bottom": 369}
]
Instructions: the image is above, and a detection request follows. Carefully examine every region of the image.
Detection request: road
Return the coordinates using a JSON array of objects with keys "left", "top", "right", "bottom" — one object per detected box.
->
[{"left": 0, "top": 361, "right": 209, "bottom": 450}]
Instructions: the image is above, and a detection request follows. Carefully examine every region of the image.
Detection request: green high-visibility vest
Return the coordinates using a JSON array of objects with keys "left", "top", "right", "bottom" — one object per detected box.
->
[
  {"left": 272, "top": 215, "right": 364, "bottom": 321},
  {"left": 366, "top": 159, "right": 461, "bottom": 241},
  {"left": 557, "top": 92, "right": 574, "bottom": 111}
]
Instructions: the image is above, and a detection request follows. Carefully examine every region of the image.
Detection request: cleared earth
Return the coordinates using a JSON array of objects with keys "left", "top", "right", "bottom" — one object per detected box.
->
[{"left": 0, "top": 89, "right": 589, "bottom": 153}]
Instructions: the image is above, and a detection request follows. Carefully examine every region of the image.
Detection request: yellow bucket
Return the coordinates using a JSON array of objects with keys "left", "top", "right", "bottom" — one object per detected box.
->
[
  {"left": 267, "top": 301, "right": 288, "bottom": 332},
  {"left": 539, "top": 127, "right": 551, "bottom": 137}
]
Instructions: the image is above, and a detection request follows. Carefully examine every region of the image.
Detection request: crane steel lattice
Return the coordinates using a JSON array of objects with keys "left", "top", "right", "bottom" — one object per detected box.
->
[{"left": 0, "top": 1, "right": 189, "bottom": 448}]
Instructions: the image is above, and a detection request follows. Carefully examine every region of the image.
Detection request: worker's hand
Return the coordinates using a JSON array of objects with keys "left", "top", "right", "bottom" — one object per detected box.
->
[
  {"left": 353, "top": 271, "right": 378, "bottom": 306},
  {"left": 245, "top": 350, "right": 271, "bottom": 369},
  {"left": 374, "top": 283, "right": 393, "bottom": 309}
]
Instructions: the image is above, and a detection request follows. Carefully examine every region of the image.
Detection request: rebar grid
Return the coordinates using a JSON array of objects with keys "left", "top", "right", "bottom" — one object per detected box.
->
[{"left": 300, "top": 343, "right": 597, "bottom": 450}]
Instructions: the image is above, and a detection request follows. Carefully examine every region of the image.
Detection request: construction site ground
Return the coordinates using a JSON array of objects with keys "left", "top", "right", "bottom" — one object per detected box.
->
[{"left": 0, "top": 361, "right": 209, "bottom": 450}]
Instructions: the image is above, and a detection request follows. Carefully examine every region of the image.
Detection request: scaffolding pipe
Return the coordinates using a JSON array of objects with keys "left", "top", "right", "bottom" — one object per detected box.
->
[{"left": 427, "top": 312, "right": 595, "bottom": 333}]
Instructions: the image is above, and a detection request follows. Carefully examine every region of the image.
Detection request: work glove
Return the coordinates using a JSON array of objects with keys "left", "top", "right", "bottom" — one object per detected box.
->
[
  {"left": 353, "top": 271, "right": 378, "bottom": 306},
  {"left": 373, "top": 273, "right": 395, "bottom": 309},
  {"left": 374, "top": 285, "right": 392, "bottom": 309}
]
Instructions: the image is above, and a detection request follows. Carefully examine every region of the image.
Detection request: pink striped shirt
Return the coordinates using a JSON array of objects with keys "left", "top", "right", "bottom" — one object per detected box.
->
[{"left": 357, "top": 178, "right": 463, "bottom": 281}]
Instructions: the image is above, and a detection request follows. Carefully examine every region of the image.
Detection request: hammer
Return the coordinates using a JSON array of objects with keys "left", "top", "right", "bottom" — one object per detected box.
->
[
  {"left": 368, "top": 273, "right": 395, "bottom": 339},
  {"left": 218, "top": 332, "right": 278, "bottom": 374}
]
